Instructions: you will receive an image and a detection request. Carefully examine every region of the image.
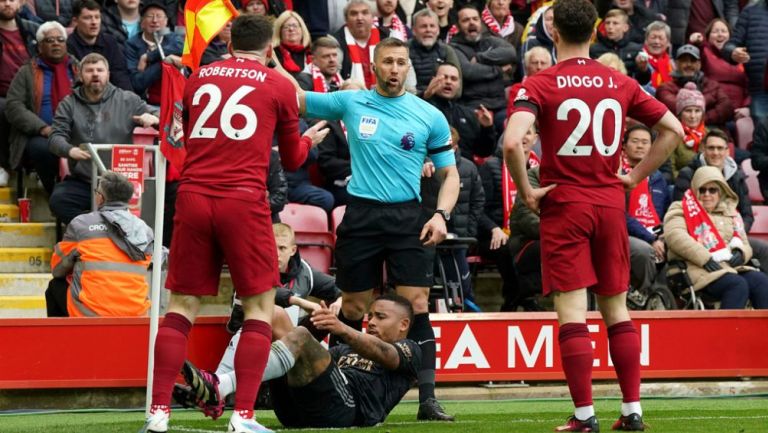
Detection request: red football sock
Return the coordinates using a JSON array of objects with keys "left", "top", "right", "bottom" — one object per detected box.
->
[
  {"left": 151, "top": 312, "right": 192, "bottom": 407},
  {"left": 608, "top": 321, "right": 641, "bottom": 403},
  {"left": 559, "top": 322, "right": 594, "bottom": 408},
  {"left": 234, "top": 319, "right": 272, "bottom": 412}
]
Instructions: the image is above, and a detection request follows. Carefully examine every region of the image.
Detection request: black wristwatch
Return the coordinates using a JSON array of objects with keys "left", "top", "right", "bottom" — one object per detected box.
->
[{"left": 435, "top": 209, "right": 451, "bottom": 222}]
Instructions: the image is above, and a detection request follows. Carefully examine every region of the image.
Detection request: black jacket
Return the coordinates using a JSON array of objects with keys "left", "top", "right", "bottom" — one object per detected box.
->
[
  {"left": 408, "top": 38, "right": 459, "bottom": 95},
  {"left": 101, "top": 4, "right": 130, "bottom": 46},
  {"left": 427, "top": 95, "right": 496, "bottom": 160},
  {"left": 317, "top": 120, "right": 350, "bottom": 186},
  {"left": 421, "top": 154, "right": 485, "bottom": 237},
  {"left": 268, "top": 149, "right": 288, "bottom": 222},
  {"left": 478, "top": 150, "right": 505, "bottom": 237},
  {"left": 722, "top": 1, "right": 768, "bottom": 94},
  {"left": 67, "top": 31, "right": 133, "bottom": 92},
  {"left": 450, "top": 32, "right": 516, "bottom": 111},
  {"left": 589, "top": 31, "right": 643, "bottom": 74}
]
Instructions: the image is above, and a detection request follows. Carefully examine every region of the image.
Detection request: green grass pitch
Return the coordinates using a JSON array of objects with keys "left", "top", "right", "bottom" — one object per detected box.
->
[{"left": 0, "top": 396, "right": 766, "bottom": 433}]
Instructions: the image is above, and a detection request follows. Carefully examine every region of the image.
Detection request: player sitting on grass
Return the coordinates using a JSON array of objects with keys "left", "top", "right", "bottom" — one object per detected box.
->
[{"left": 177, "top": 294, "right": 422, "bottom": 429}]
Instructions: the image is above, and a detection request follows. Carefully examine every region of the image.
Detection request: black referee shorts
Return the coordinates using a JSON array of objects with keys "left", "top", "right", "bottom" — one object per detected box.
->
[
  {"left": 335, "top": 196, "right": 435, "bottom": 292},
  {"left": 270, "top": 362, "right": 356, "bottom": 428}
]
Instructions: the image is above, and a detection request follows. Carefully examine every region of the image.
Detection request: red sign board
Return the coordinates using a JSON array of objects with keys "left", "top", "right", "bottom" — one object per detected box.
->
[
  {"left": 0, "top": 312, "right": 766, "bottom": 389},
  {"left": 111, "top": 146, "right": 145, "bottom": 216}
]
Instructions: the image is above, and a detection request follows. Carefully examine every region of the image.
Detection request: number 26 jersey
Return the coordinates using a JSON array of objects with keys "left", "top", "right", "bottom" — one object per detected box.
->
[
  {"left": 180, "top": 57, "right": 305, "bottom": 201},
  {"left": 513, "top": 57, "right": 668, "bottom": 209}
]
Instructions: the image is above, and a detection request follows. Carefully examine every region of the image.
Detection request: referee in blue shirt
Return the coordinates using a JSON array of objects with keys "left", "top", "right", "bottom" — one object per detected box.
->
[{"left": 278, "top": 37, "right": 460, "bottom": 421}]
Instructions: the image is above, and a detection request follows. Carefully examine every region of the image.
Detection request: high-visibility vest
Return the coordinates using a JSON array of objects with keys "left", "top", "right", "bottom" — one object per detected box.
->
[{"left": 51, "top": 211, "right": 152, "bottom": 317}]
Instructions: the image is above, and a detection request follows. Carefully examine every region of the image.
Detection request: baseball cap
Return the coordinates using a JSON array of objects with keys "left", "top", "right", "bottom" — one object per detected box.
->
[
  {"left": 676, "top": 44, "right": 700, "bottom": 60},
  {"left": 140, "top": 0, "right": 169, "bottom": 17}
]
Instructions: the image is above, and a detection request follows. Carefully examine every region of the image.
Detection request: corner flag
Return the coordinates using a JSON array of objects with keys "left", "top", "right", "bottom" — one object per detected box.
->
[{"left": 181, "top": 0, "right": 239, "bottom": 71}]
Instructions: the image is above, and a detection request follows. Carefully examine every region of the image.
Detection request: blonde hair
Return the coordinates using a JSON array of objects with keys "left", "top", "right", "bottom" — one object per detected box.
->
[
  {"left": 272, "top": 222, "right": 296, "bottom": 244},
  {"left": 272, "top": 11, "right": 310, "bottom": 48},
  {"left": 597, "top": 52, "right": 627, "bottom": 75}
]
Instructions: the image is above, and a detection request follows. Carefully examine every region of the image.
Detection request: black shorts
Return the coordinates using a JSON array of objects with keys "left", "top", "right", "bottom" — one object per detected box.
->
[
  {"left": 270, "top": 362, "right": 356, "bottom": 428},
  {"left": 335, "top": 196, "right": 435, "bottom": 292}
]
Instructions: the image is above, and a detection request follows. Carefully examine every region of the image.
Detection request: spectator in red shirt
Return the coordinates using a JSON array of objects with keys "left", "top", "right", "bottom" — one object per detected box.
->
[
  {"left": 0, "top": 0, "right": 39, "bottom": 184},
  {"left": 689, "top": 18, "right": 750, "bottom": 117}
]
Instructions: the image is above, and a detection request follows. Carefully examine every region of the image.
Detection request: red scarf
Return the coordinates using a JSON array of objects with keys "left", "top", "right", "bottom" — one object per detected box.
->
[
  {"left": 40, "top": 56, "right": 72, "bottom": 112},
  {"left": 278, "top": 42, "right": 309, "bottom": 73},
  {"left": 445, "top": 24, "right": 459, "bottom": 43},
  {"left": 344, "top": 26, "right": 380, "bottom": 89},
  {"left": 482, "top": 6, "right": 515, "bottom": 38},
  {"left": 683, "top": 122, "right": 706, "bottom": 151},
  {"left": 310, "top": 63, "right": 342, "bottom": 93},
  {"left": 682, "top": 188, "right": 744, "bottom": 262},
  {"left": 373, "top": 15, "right": 408, "bottom": 41},
  {"left": 502, "top": 152, "right": 540, "bottom": 232},
  {"left": 621, "top": 153, "right": 661, "bottom": 229},
  {"left": 643, "top": 46, "right": 673, "bottom": 88}
]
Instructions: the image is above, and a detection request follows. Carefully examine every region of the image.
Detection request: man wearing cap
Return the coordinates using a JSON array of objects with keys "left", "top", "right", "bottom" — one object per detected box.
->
[
  {"left": 124, "top": 0, "right": 183, "bottom": 105},
  {"left": 657, "top": 44, "right": 733, "bottom": 129}
]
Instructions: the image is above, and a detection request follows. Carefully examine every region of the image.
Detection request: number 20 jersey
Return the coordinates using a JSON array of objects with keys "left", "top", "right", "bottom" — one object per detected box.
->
[
  {"left": 513, "top": 57, "right": 668, "bottom": 209},
  {"left": 180, "top": 57, "right": 304, "bottom": 201}
]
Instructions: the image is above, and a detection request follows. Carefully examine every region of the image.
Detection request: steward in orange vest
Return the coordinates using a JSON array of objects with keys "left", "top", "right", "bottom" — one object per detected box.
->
[{"left": 51, "top": 172, "right": 154, "bottom": 317}]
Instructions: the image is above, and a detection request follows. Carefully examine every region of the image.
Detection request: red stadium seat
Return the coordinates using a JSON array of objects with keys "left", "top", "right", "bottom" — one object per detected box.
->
[
  {"left": 331, "top": 205, "right": 346, "bottom": 238},
  {"left": 750, "top": 206, "right": 768, "bottom": 241},
  {"left": 741, "top": 159, "right": 764, "bottom": 204},
  {"left": 279, "top": 203, "right": 334, "bottom": 272},
  {"left": 736, "top": 116, "right": 755, "bottom": 150}
]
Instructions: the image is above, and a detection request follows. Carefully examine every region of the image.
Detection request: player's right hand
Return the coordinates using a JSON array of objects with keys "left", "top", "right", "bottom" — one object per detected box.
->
[
  {"left": 303, "top": 120, "right": 330, "bottom": 145},
  {"left": 522, "top": 184, "right": 556, "bottom": 214}
]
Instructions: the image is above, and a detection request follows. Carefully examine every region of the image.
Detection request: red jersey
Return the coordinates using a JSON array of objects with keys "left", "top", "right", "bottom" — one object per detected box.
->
[
  {"left": 180, "top": 57, "right": 310, "bottom": 201},
  {"left": 513, "top": 58, "right": 668, "bottom": 209}
]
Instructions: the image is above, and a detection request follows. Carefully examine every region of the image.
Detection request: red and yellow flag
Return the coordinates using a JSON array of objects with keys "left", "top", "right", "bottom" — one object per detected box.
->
[{"left": 182, "top": 0, "right": 239, "bottom": 71}]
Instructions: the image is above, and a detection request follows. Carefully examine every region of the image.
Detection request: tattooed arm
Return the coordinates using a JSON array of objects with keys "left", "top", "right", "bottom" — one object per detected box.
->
[{"left": 311, "top": 302, "right": 401, "bottom": 370}]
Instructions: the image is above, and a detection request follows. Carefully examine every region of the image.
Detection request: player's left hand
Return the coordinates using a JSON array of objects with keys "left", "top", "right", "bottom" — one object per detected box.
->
[
  {"left": 420, "top": 214, "right": 448, "bottom": 246},
  {"left": 310, "top": 301, "right": 344, "bottom": 334},
  {"left": 303, "top": 120, "right": 330, "bottom": 145},
  {"left": 475, "top": 104, "right": 494, "bottom": 128},
  {"left": 133, "top": 113, "right": 159, "bottom": 128}
]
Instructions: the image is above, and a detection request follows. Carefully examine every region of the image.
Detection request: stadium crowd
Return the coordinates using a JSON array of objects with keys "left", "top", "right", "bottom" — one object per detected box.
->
[{"left": 11, "top": 0, "right": 766, "bottom": 319}]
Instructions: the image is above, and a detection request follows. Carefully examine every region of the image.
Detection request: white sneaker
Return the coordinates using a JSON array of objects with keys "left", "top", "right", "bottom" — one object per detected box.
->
[
  {"left": 139, "top": 405, "right": 169, "bottom": 433},
  {"left": 0, "top": 168, "right": 8, "bottom": 187},
  {"left": 227, "top": 409, "right": 274, "bottom": 433}
]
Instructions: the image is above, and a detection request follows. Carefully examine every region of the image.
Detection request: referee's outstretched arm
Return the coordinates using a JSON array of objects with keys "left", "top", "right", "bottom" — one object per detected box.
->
[{"left": 271, "top": 54, "right": 309, "bottom": 115}]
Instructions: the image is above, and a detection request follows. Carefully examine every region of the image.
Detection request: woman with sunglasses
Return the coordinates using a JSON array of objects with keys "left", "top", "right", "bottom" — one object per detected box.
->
[{"left": 664, "top": 166, "right": 768, "bottom": 309}]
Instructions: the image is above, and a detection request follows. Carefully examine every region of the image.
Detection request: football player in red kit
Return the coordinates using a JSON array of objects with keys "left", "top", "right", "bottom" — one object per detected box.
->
[
  {"left": 141, "top": 14, "right": 328, "bottom": 433},
  {"left": 503, "top": 0, "right": 683, "bottom": 431}
]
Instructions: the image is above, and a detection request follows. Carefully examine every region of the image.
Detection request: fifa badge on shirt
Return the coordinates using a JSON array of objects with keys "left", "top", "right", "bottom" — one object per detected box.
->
[{"left": 359, "top": 116, "right": 379, "bottom": 138}]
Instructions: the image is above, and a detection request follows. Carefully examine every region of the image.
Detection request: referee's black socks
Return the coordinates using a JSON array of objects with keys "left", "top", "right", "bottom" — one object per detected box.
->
[
  {"left": 329, "top": 310, "right": 363, "bottom": 347},
  {"left": 408, "top": 313, "right": 436, "bottom": 403}
]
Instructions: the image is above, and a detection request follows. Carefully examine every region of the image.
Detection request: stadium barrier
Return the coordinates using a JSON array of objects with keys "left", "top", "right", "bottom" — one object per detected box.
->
[{"left": 1, "top": 310, "right": 766, "bottom": 389}]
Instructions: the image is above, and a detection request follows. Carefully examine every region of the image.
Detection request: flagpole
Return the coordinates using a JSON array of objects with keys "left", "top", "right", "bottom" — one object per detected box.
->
[{"left": 145, "top": 149, "right": 167, "bottom": 416}]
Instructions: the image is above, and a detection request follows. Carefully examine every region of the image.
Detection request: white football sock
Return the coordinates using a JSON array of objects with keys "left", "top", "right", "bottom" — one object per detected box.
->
[
  {"left": 621, "top": 401, "right": 642, "bottom": 417},
  {"left": 574, "top": 405, "right": 595, "bottom": 420},
  {"left": 217, "top": 371, "right": 236, "bottom": 398}
]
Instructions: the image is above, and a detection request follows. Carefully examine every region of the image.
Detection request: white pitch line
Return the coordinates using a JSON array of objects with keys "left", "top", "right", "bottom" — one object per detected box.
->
[
  {"left": 170, "top": 415, "right": 768, "bottom": 431},
  {"left": 173, "top": 427, "right": 222, "bottom": 433}
]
